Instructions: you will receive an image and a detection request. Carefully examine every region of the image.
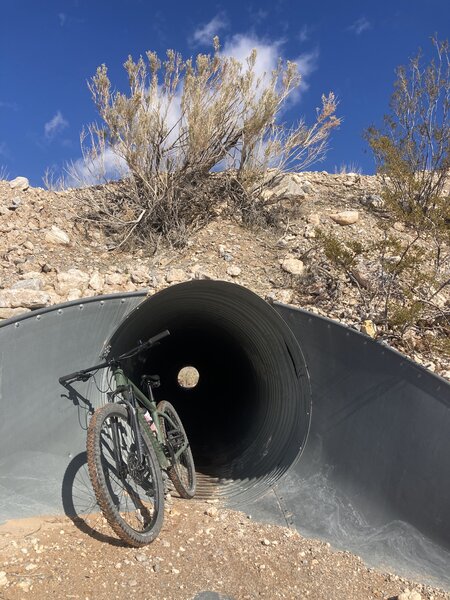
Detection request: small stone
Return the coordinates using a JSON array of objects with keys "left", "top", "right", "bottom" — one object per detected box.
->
[
  {"left": 361, "top": 320, "right": 376, "bottom": 338},
  {"left": 0, "top": 289, "right": 51, "bottom": 309},
  {"left": 393, "top": 221, "right": 405, "bottom": 232},
  {"left": 66, "top": 289, "right": 82, "bottom": 302},
  {"left": 55, "top": 269, "right": 89, "bottom": 296},
  {"left": 17, "top": 579, "right": 33, "bottom": 591},
  {"left": 89, "top": 271, "right": 105, "bottom": 292},
  {"left": 104, "top": 272, "right": 127, "bottom": 286},
  {"left": 352, "top": 264, "right": 371, "bottom": 289},
  {"left": 194, "top": 269, "right": 215, "bottom": 281},
  {"left": 205, "top": 507, "right": 218, "bottom": 517},
  {"left": 330, "top": 211, "right": 359, "bottom": 225},
  {"left": 130, "top": 268, "right": 149, "bottom": 285},
  {"left": 166, "top": 268, "right": 186, "bottom": 284},
  {"left": 307, "top": 213, "right": 320, "bottom": 226},
  {"left": 433, "top": 292, "right": 447, "bottom": 309},
  {"left": 262, "top": 539, "right": 271, "bottom": 546},
  {"left": 226, "top": 265, "right": 241, "bottom": 278},
  {"left": 398, "top": 592, "right": 422, "bottom": 600},
  {"left": 23, "top": 240, "right": 34, "bottom": 251},
  {"left": 304, "top": 225, "right": 316, "bottom": 239},
  {"left": 218, "top": 244, "right": 228, "bottom": 257},
  {"left": 135, "top": 553, "right": 147, "bottom": 563},
  {"left": 301, "top": 181, "right": 314, "bottom": 194},
  {"left": 361, "top": 194, "right": 384, "bottom": 209},
  {"left": 276, "top": 289, "right": 294, "bottom": 304},
  {"left": 424, "top": 361, "right": 436, "bottom": 373},
  {"left": 281, "top": 257, "right": 305, "bottom": 276},
  {"left": 11, "top": 278, "right": 42, "bottom": 291},
  {"left": 0, "top": 571, "right": 8, "bottom": 587},
  {"left": 45, "top": 225, "right": 70, "bottom": 245},
  {"left": 9, "top": 176, "right": 29, "bottom": 191},
  {"left": 268, "top": 176, "right": 307, "bottom": 200},
  {"left": 10, "top": 196, "right": 22, "bottom": 209},
  {"left": 171, "top": 567, "right": 180, "bottom": 575}
]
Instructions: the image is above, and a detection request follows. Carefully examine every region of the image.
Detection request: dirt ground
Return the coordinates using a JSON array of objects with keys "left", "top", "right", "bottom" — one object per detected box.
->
[{"left": 0, "top": 499, "right": 448, "bottom": 600}]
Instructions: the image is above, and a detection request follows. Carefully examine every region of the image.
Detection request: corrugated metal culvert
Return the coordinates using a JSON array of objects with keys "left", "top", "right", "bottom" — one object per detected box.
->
[{"left": 105, "top": 281, "right": 312, "bottom": 504}]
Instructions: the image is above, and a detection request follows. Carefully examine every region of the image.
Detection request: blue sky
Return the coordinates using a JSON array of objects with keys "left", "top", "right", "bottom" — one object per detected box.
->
[{"left": 0, "top": 0, "right": 448, "bottom": 186}]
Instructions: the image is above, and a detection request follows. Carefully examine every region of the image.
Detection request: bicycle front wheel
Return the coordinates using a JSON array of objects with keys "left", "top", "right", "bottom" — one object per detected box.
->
[
  {"left": 158, "top": 400, "right": 196, "bottom": 499},
  {"left": 87, "top": 403, "right": 164, "bottom": 547}
]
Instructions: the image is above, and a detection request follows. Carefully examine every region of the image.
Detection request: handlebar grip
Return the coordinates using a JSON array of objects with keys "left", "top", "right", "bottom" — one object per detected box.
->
[
  {"left": 59, "top": 371, "right": 83, "bottom": 384},
  {"left": 147, "top": 329, "right": 170, "bottom": 346}
]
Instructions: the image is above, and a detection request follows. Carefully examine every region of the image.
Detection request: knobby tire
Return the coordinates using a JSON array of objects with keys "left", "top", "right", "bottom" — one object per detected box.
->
[
  {"left": 87, "top": 402, "right": 164, "bottom": 547},
  {"left": 158, "top": 400, "right": 196, "bottom": 499}
]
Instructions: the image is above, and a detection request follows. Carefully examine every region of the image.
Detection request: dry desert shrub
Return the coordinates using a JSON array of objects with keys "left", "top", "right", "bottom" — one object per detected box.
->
[
  {"left": 0, "top": 165, "right": 9, "bottom": 181},
  {"left": 70, "top": 38, "right": 340, "bottom": 248}
]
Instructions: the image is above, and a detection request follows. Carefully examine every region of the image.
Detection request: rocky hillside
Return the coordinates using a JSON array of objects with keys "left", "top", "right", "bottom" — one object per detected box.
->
[{"left": 1, "top": 171, "right": 449, "bottom": 378}]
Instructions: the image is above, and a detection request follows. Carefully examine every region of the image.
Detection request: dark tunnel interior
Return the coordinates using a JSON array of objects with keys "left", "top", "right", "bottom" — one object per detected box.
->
[{"left": 106, "top": 281, "right": 311, "bottom": 503}]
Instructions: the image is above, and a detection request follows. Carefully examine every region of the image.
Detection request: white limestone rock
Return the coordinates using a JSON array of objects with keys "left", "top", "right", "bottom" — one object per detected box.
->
[{"left": 9, "top": 176, "right": 29, "bottom": 191}]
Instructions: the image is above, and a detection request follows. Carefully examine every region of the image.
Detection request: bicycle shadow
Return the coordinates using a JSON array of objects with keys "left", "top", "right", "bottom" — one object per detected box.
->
[{"left": 61, "top": 451, "right": 127, "bottom": 547}]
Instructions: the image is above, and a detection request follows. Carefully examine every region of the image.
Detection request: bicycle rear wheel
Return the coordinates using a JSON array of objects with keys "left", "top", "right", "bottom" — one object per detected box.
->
[
  {"left": 158, "top": 400, "right": 196, "bottom": 499},
  {"left": 87, "top": 402, "right": 164, "bottom": 546}
]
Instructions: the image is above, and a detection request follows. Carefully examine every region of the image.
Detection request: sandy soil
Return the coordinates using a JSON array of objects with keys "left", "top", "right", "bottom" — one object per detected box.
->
[{"left": 0, "top": 499, "right": 448, "bottom": 600}]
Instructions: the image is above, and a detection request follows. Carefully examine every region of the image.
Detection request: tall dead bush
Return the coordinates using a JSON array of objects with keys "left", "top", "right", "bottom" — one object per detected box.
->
[{"left": 72, "top": 38, "right": 339, "bottom": 248}]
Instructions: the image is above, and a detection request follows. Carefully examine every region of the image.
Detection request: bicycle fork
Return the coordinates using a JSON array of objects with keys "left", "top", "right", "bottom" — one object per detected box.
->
[{"left": 108, "top": 385, "right": 145, "bottom": 474}]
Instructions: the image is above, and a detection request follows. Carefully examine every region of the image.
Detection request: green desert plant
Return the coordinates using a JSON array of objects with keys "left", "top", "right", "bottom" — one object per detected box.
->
[
  {"left": 366, "top": 37, "right": 449, "bottom": 214},
  {"left": 358, "top": 36, "right": 450, "bottom": 341},
  {"left": 365, "top": 36, "right": 450, "bottom": 263},
  {"left": 316, "top": 226, "right": 448, "bottom": 343},
  {"left": 73, "top": 38, "right": 340, "bottom": 248}
]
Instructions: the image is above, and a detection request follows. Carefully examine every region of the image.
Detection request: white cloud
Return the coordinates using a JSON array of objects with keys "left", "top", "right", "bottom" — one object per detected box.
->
[
  {"left": 44, "top": 111, "right": 69, "bottom": 140},
  {"left": 298, "top": 24, "right": 310, "bottom": 43},
  {"left": 0, "top": 100, "right": 18, "bottom": 111},
  {"left": 222, "top": 34, "right": 282, "bottom": 81},
  {"left": 292, "top": 49, "right": 319, "bottom": 92},
  {"left": 67, "top": 147, "right": 128, "bottom": 187},
  {"left": 222, "top": 34, "right": 318, "bottom": 99},
  {"left": 192, "top": 13, "right": 228, "bottom": 45},
  {"left": 348, "top": 17, "right": 371, "bottom": 35},
  {"left": 58, "top": 12, "right": 67, "bottom": 26}
]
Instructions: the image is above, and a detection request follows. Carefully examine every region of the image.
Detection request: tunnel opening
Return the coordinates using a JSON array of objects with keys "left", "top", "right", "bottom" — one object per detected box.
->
[{"left": 106, "top": 281, "right": 311, "bottom": 503}]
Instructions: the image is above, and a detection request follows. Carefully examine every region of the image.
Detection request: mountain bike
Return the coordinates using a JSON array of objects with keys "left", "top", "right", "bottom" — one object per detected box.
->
[{"left": 59, "top": 330, "right": 196, "bottom": 547}]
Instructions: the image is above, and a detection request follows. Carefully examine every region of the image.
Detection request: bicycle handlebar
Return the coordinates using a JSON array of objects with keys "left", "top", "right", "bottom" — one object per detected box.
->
[
  {"left": 58, "top": 361, "right": 110, "bottom": 384},
  {"left": 58, "top": 329, "right": 170, "bottom": 384},
  {"left": 117, "top": 329, "right": 170, "bottom": 360}
]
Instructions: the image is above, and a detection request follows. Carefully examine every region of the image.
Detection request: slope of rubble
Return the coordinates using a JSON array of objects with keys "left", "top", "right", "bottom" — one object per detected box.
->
[{"left": 1, "top": 172, "right": 448, "bottom": 377}]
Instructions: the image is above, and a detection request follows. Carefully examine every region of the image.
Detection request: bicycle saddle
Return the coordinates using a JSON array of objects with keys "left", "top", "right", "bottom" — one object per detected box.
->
[{"left": 141, "top": 374, "right": 161, "bottom": 388}]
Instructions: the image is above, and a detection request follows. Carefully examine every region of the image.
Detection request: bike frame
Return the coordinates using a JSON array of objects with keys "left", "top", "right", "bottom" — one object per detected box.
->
[
  {"left": 112, "top": 366, "right": 188, "bottom": 469},
  {"left": 59, "top": 329, "right": 189, "bottom": 475}
]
